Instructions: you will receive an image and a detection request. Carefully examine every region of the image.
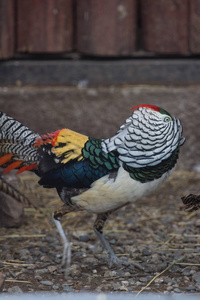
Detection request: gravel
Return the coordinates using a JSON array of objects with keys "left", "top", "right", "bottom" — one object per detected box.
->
[{"left": 0, "top": 170, "right": 200, "bottom": 295}]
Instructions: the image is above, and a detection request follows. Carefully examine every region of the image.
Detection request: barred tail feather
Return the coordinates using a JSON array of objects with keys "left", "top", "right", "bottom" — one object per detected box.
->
[
  {"left": 0, "top": 176, "right": 32, "bottom": 207},
  {"left": 0, "top": 176, "right": 47, "bottom": 216},
  {"left": 0, "top": 112, "right": 39, "bottom": 144},
  {"left": 0, "top": 112, "right": 40, "bottom": 173}
]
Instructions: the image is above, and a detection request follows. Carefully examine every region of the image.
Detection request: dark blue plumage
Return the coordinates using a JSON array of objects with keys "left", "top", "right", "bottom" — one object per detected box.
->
[
  {"left": 38, "top": 137, "right": 120, "bottom": 189},
  {"left": 38, "top": 159, "right": 117, "bottom": 189}
]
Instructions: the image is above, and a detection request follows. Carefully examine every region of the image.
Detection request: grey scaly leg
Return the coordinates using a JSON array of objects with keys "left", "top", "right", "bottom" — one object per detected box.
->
[
  {"left": 53, "top": 216, "right": 71, "bottom": 267},
  {"left": 94, "top": 212, "right": 144, "bottom": 270},
  {"left": 53, "top": 204, "right": 78, "bottom": 275}
]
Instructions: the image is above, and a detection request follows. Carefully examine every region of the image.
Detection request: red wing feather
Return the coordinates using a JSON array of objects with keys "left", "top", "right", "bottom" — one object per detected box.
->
[
  {"left": 0, "top": 153, "right": 13, "bottom": 167},
  {"left": 2, "top": 161, "right": 23, "bottom": 174}
]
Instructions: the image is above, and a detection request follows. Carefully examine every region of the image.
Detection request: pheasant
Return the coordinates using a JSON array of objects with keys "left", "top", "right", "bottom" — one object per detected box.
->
[{"left": 0, "top": 104, "right": 185, "bottom": 269}]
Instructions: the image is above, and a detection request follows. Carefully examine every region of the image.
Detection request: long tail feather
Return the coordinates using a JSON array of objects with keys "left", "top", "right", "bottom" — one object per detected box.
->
[
  {"left": 0, "top": 112, "right": 40, "bottom": 172},
  {"left": 0, "top": 176, "right": 33, "bottom": 207},
  {"left": 0, "top": 175, "right": 50, "bottom": 220}
]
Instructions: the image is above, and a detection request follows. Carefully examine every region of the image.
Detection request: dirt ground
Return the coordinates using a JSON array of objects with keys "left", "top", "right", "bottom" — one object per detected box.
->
[{"left": 0, "top": 170, "right": 200, "bottom": 295}]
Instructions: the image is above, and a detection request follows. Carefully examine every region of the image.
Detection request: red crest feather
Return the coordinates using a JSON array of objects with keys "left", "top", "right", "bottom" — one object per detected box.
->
[{"left": 131, "top": 104, "right": 160, "bottom": 112}]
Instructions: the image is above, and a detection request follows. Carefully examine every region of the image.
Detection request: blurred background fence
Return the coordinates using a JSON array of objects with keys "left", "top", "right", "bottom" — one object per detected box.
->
[{"left": 1, "top": 0, "right": 200, "bottom": 60}]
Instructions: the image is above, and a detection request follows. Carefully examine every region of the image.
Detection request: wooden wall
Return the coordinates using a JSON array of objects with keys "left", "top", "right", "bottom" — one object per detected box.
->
[{"left": 1, "top": 0, "right": 200, "bottom": 59}]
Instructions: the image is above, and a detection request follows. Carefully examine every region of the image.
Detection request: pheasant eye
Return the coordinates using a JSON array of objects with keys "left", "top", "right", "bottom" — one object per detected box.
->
[{"left": 163, "top": 116, "right": 171, "bottom": 122}]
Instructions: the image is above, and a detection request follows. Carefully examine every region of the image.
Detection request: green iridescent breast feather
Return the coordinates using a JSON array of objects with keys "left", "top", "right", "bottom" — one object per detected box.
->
[
  {"left": 82, "top": 137, "right": 180, "bottom": 184},
  {"left": 82, "top": 137, "right": 119, "bottom": 171},
  {"left": 123, "top": 146, "right": 180, "bottom": 183}
]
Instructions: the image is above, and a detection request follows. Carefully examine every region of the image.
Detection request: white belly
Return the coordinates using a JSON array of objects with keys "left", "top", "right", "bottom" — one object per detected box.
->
[{"left": 71, "top": 166, "right": 174, "bottom": 214}]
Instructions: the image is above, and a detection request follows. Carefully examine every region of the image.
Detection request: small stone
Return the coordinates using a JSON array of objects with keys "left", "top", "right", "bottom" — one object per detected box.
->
[
  {"left": 192, "top": 272, "right": 200, "bottom": 283},
  {"left": 129, "top": 280, "right": 135, "bottom": 285},
  {"left": 151, "top": 253, "right": 160, "bottom": 260},
  {"left": 40, "top": 280, "right": 53, "bottom": 286},
  {"left": 155, "top": 277, "right": 164, "bottom": 284},
  {"left": 184, "top": 276, "right": 190, "bottom": 282},
  {"left": 2, "top": 245, "right": 10, "bottom": 251},
  {"left": 29, "top": 249, "right": 41, "bottom": 257},
  {"left": 10, "top": 271, "right": 17, "bottom": 278},
  {"left": 163, "top": 291, "right": 169, "bottom": 295},
  {"left": 185, "top": 286, "right": 196, "bottom": 291},
  {"left": 62, "top": 285, "right": 75, "bottom": 292},
  {"left": 172, "top": 283, "right": 179, "bottom": 288},
  {"left": 195, "top": 285, "right": 200, "bottom": 291},
  {"left": 174, "top": 288, "right": 181, "bottom": 293},
  {"left": 46, "top": 238, "right": 56, "bottom": 245},
  {"left": 113, "top": 283, "right": 121, "bottom": 291},
  {"left": 146, "top": 276, "right": 154, "bottom": 280},
  {"left": 52, "top": 285, "right": 59, "bottom": 290},
  {"left": 40, "top": 255, "right": 52, "bottom": 262},
  {"left": 70, "top": 264, "right": 81, "bottom": 277},
  {"left": 7, "top": 286, "right": 23, "bottom": 294},
  {"left": 195, "top": 219, "right": 200, "bottom": 227},
  {"left": 82, "top": 257, "right": 98, "bottom": 265},
  {"left": 182, "top": 270, "right": 191, "bottom": 276},
  {"left": 135, "top": 281, "right": 143, "bottom": 286},
  {"left": 48, "top": 265, "right": 57, "bottom": 273},
  {"left": 35, "top": 275, "right": 42, "bottom": 281},
  {"left": 124, "top": 272, "right": 132, "bottom": 277},
  {"left": 40, "top": 247, "right": 49, "bottom": 253},
  {"left": 142, "top": 248, "right": 151, "bottom": 256},
  {"left": 104, "top": 270, "right": 117, "bottom": 278},
  {"left": 27, "top": 265, "right": 36, "bottom": 270},
  {"left": 109, "top": 239, "right": 116, "bottom": 245},
  {"left": 121, "top": 280, "right": 129, "bottom": 286},
  {"left": 156, "top": 262, "right": 168, "bottom": 272},
  {"left": 78, "top": 235, "right": 89, "bottom": 242},
  {"left": 95, "top": 285, "right": 103, "bottom": 292},
  {"left": 119, "top": 285, "right": 129, "bottom": 292},
  {"left": 139, "top": 277, "right": 148, "bottom": 283},
  {"left": 145, "top": 264, "right": 157, "bottom": 273},
  {"left": 35, "top": 268, "right": 48, "bottom": 275},
  {"left": 17, "top": 249, "right": 31, "bottom": 260}
]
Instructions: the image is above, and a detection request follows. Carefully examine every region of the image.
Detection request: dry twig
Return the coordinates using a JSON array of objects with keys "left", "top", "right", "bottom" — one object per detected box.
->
[{"left": 136, "top": 255, "right": 186, "bottom": 295}]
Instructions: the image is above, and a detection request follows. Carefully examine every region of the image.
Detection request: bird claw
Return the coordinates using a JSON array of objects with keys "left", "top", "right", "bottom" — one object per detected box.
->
[{"left": 108, "top": 255, "right": 144, "bottom": 270}]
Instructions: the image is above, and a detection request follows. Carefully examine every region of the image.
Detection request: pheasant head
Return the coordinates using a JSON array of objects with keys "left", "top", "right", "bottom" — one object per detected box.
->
[{"left": 102, "top": 104, "right": 185, "bottom": 183}]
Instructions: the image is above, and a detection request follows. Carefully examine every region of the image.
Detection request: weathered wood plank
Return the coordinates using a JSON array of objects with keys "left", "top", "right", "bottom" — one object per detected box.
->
[
  {"left": 76, "top": 0, "right": 137, "bottom": 56},
  {"left": 0, "top": 0, "right": 15, "bottom": 59},
  {"left": 190, "top": 0, "right": 200, "bottom": 53},
  {"left": 17, "top": 0, "right": 73, "bottom": 53},
  {"left": 141, "top": 0, "right": 189, "bottom": 54}
]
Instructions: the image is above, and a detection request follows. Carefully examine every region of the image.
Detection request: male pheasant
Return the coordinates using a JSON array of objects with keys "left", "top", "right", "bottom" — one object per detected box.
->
[{"left": 0, "top": 104, "right": 185, "bottom": 269}]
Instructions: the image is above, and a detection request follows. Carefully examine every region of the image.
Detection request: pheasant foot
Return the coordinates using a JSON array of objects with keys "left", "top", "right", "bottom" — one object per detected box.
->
[
  {"left": 94, "top": 227, "right": 144, "bottom": 270},
  {"left": 53, "top": 216, "right": 71, "bottom": 267}
]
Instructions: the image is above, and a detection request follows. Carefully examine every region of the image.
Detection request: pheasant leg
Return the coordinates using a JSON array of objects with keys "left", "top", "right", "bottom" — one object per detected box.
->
[
  {"left": 53, "top": 205, "right": 78, "bottom": 271},
  {"left": 94, "top": 213, "right": 144, "bottom": 270}
]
